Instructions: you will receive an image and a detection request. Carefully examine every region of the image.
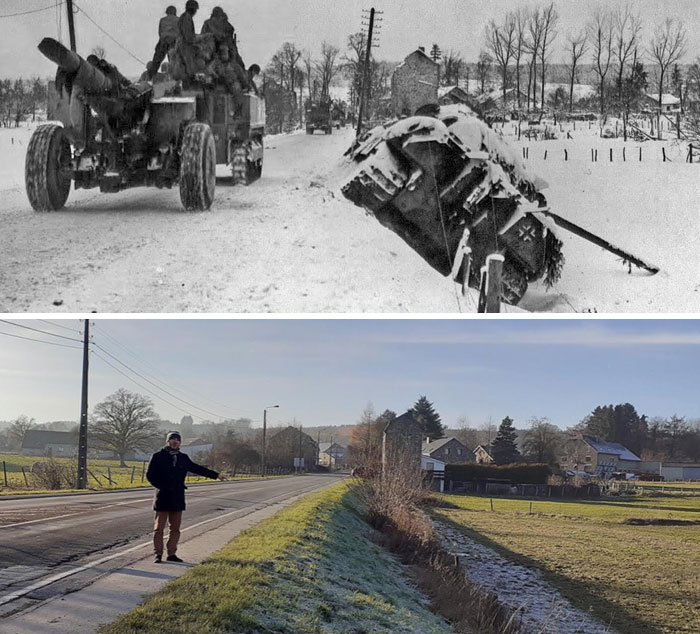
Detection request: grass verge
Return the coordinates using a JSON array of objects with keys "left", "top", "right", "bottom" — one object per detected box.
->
[
  {"left": 432, "top": 492, "right": 700, "bottom": 634},
  {"left": 99, "top": 483, "right": 454, "bottom": 634}
]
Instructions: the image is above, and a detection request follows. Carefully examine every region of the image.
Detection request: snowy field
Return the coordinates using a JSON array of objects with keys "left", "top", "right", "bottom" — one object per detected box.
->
[{"left": 0, "top": 118, "right": 699, "bottom": 313}]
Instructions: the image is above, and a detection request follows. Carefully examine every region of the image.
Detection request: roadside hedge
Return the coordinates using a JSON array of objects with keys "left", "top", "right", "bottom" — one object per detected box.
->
[{"left": 445, "top": 463, "right": 551, "bottom": 485}]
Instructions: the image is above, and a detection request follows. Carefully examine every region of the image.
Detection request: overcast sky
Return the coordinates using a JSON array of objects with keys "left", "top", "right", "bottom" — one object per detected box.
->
[
  {"left": 1, "top": 318, "right": 699, "bottom": 430},
  {"left": 0, "top": 0, "right": 698, "bottom": 79}
]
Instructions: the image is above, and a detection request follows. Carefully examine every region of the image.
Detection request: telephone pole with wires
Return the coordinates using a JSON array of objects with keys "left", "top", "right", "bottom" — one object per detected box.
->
[
  {"left": 356, "top": 7, "right": 383, "bottom": 139},
  {"left": 66, "top": 0, "right": 77, "bottom": 52},
  {"left": 76, "top": 319, "right": 90, "bottom": 489}
]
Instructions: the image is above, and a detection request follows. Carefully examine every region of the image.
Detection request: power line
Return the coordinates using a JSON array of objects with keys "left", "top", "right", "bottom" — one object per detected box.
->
[
  {"left": 0, "top": 329, "right": 82, "bottom": 350},
  {"left": 0, "top": 1, "right": 63, "bottom": 19},
  {"left": 0, "top": 320, "right": 84, "bottom": 343},
  {"left": 93, "top": 322, "right": 244, "bottom": 415},
  {"left": 90, "top": 350, "right": 211, "bottom": 419},
  {"left": 92, "top": 342, "right": 240, "bottom": 421},
  {"left": 72, "top": 1, "right": 145, "bottom": 65},
  {"left": 38, "top": 319, "right": 81, "bottom": 334}
]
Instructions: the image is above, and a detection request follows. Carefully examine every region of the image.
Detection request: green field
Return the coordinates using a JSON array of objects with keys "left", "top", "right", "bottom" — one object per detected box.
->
[
  {"left": 100, "top": 483, "right": 453, "bottom": 634},
  {"left": 433, "top": 492, "right": 700, "bottom": 634},
  {"left": 0, "top": 452, "right": 258, "bottom": 495}
]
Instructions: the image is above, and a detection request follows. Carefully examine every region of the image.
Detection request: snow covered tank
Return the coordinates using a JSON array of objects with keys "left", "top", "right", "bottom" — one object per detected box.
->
[{"left": 342, "top": 104, "right": 564, "bottom": 305}]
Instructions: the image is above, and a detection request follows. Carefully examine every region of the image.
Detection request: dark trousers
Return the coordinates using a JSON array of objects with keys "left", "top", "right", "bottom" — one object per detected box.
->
[
  {"left": 150, "top": 37, "right": 176, "bottom": 75},
  {"left": 153, "top": 510, "right": 183, "bottom": 556}
]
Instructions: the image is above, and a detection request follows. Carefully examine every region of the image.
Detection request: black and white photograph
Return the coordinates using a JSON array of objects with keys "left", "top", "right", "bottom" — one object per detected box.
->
[{"left": 1, "top": 0, "right": 699, "bottom": 313}]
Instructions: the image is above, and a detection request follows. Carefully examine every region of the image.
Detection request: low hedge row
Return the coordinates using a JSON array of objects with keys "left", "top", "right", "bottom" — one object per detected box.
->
[{"left": 445, "top": 463, "right": 552, "bottom": 485}]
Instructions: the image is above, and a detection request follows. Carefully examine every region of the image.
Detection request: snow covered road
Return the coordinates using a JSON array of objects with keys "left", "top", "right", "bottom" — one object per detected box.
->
[
  {"left": 0, "top": 126, "right": 468, "bottom": 313},
  {"left": 1, "top": 122, "right": 698, "bottom": 313}
]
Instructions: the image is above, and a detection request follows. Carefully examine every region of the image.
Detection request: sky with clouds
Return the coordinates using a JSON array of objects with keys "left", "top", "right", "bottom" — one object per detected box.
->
[
  {"left": 0, "top": 0, "right": 697, "bottom": 79},
  {"left": 1, "top": 318, "right": 698, "bottom": 429}
]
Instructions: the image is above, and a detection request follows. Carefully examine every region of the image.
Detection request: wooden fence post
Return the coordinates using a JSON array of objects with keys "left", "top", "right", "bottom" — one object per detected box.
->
[
  {"left": 130, "top": 465, "right": 136, "bottom": 483},
  {"left": 2, "top": 461, "right": 7, "bottom": 487},
  {"left": 639, "top": 146, "right": 642, "bottom": 162},
  {"left": 107, "top": 466, "right": 114, "bottom": 485},
  {"left": 662, "top": 147, "right": 667, "bottom": 162},
  {"left": 564, "top": 148, "right": 568, "bottom": 161},
  {"left": 610, "top": 147, "right": 613, "bottom": 162},
  {"left": 141, "top": 461, "right": 146, "bottom": 482},
  {"left": 21, "top": 467, "right": 28, "bottom": 487},
  {"left": 490, "top": 498, "right": 494, "bottom": 512}
]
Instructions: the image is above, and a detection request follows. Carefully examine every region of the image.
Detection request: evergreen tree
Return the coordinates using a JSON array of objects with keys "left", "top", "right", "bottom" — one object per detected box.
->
[
  {"left": 491, "top": 416, "right": 522, "bottom": 465},
  {"left": 412, "top": 396, "right": 445, "bottom": 441}
]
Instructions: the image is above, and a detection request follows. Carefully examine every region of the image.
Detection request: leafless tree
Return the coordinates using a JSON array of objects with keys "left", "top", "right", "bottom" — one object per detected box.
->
[
  {"left": 649, "top": 18, "right": 687, "bottom": 111},
  {"left": 316, "top": 42, "right": 341, "bottom": 99},
  {"left": 302, "top": 49, "right": 315, "bottom": 102},
  {"left": 281, "top": 42, "right": 303, "bottom": 94},
  {"left": 564, "top": 31, "right": 588, "bottom": 112},
  {"left": 538, "top": 3, "right": 559, "bottom": 111},
  {"left": 8, "top": 415, "right": 36, "bottom": 449},
  {"left": 90, "top": 389, "right": 161, "bottom": 467},
  {"left": 613, "top": 3, "right": 643, "bottom": 103},
  {"left": 588, "top": 7, "right": 614, "bottom": 115},
  {"left": 524, "top": 7, "right": 544, "bottom": 112},
  {"left": 513, "top": 7, "right": 529, "bottom": 110},
  {"left": 475, "top": 50, "right": 493, "bottom": 95},
  {"left": 485, "top": 12, "right": 516, "bottom": 111},
  {"left": 441, "top": 49, "right": 464, "bottom": 87}
]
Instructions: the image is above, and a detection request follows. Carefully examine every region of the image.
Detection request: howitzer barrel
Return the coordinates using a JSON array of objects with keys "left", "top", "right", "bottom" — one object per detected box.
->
[{"left": 39, "top": 37, "right": 115, "bottom": 93}]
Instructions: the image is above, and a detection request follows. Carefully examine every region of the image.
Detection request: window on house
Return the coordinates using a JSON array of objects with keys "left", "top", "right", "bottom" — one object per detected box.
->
[
  {"left": 444, "top": 448, "right": 449, "bottom": 455},
  {"left": 585, "top": 456, "right": 592, "bottom": 462},
  {"left": 457, "top": 448, "right": 462, "bottom": 455}
]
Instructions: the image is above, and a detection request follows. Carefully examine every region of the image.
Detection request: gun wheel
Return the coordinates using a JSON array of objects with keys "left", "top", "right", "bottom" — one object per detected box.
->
[
  {"left": 25, "top": 124, "right": 72, "bottom": 212},
  {"left": 179, "top": 122, "right": 216, "bottom": 211}
]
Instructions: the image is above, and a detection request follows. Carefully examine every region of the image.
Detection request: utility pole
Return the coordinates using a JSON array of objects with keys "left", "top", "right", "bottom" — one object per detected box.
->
[
  {"left": 77, "top": 319, "right": 89, "bottom": 489},
  {"left": 262, "top": 405, "right": 279, "bottom": 477},
  {"left": 66, "top": 0, "right": 77, "bottom": 52},
  {"left": 356, "top": 7, "right": 381, "bottom": 138},
  {"left": 298, "top": 424, "right": 303, "bottom": 472}
]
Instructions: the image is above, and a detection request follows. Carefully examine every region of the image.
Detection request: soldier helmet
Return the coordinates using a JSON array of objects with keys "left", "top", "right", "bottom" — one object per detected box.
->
[
  {"left": 185, "top": 0, "right": 199, "bottom": 11},
  {"left": 211, "top": 6, "right": 224, "bottom": 18},
  {"left": 166, "top": 5, "right": 177, "bottom": 15}
]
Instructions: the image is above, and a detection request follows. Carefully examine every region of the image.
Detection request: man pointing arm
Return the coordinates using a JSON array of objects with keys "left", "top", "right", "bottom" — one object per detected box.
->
[{"left": 146, "top": 431, "right": 226, "bottom": 563}]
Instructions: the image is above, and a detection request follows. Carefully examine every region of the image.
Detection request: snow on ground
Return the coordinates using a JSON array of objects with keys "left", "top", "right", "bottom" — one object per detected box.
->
[
  {"left": 0, "top": 124, "right": 471, "bottom": 313},
  {"left": 1, "top": 116, "right": 699, "bottom": 313}
]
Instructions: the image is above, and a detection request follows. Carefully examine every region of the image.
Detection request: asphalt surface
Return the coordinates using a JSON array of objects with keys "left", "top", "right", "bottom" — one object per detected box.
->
[{"left": 0, "top": 475, "right": 339, "bottom": 616}]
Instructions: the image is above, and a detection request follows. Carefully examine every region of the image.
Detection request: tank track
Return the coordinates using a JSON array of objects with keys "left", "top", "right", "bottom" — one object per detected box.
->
[{"left": 231, "top": 139, "right": 263, "bottom": 186}]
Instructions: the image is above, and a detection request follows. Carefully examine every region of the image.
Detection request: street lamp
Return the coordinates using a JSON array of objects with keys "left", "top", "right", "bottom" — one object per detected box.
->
[{"left": 262, "top": 405, "right": 279, "bottom": 477}]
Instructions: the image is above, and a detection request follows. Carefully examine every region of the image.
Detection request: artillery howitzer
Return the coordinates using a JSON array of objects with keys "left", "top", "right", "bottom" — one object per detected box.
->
[
  {"left": 26, "top": 38, "right": 265, "bottom": 212},
  {"left": 342, "top": 104, "right": 658, "bottom": 306}
]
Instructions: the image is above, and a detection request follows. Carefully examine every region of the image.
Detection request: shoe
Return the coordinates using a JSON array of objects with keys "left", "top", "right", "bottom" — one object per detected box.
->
[
  {"left": 166, "top": 554, "right": 184, "bottom": 562},
  {"left": 154, "top": 554, "right": 162, "bottom": 563}
]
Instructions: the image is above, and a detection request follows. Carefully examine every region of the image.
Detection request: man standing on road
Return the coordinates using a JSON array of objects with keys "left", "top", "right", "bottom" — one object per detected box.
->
[{"left": 146, "top": 431, "right": 226, "bottom": 563}]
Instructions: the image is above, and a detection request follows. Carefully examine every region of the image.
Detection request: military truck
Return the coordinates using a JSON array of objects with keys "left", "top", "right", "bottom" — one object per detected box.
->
[
  {"left": 305, "top": 100, "right": 333, "bottom": 135},
  {"left": 26, "top": 38, "right": 265, "bottom": 212}
]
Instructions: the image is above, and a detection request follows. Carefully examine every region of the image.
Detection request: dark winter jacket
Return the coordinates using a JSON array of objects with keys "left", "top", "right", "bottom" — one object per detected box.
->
[{"left": 146, "top": 447, "right": 218, "bottom": 511}]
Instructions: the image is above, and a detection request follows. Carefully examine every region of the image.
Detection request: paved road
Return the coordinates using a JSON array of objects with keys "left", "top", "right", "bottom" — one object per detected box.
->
[{"left": 0, "top": 475, "right": 339, "bottom": 613}]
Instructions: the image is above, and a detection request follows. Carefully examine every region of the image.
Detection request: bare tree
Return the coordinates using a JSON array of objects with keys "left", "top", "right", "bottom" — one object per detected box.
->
[
  {"left": 281, "top": 42, "right": 303, "bottom": 94},
  {"left": 513, "top": 7, "right": 529, "bottom": 111},
  {"left": 316, "top": 42, "right": 341, "bottom": 99},
  {"left": 302, "top": 49, "right": 315, "bottom": 102},
  {"left": 8, "top": 415, "right": 36, "bottom": 450},
  {"left": 441, "top": 49, "right": 464, "bottom": 87},
  {"left": 538, "top": 3, "right": 559, "bottom": 111},
  {"left": 588, "top": 7, "right": 614, "bottom": 115},
  {"left": 524, "top": 7, "right": 544, "bottom": 112},
  {"left": 91, "top": 389, "right": 161, "bottom": 467},
  {"left": 564, "top": 31, "right": 588, "bottom": 112},
  {"left": 475, "top": 50, "right": 493, "bottom": 95},
  {"left": 649, "top": 18, "right": 687, "bottom": 111},
  {"left": 485, "top": 12, "right": 516, "bottom": 111},
  {"left": 522, "top": 417, "right": 562, "bottom": 465},
  {"left": 613, "top": 3, "right": 643, "bottom": 103}
]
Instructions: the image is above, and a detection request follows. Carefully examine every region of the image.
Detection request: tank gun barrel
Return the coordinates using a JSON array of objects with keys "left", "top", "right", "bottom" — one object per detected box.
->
[{"left": 39, "top": 37, "right": 115, "bottom": 93}]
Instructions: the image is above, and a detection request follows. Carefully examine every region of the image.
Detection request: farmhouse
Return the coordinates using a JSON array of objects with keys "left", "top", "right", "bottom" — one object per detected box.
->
[
  {"left": 438, "top": 85, "right": 471, "bottom": 107},
  {"left": 559, "top": 434, "right": 640, "bottom": 477},
  {"left": 21, "top": 429, "right": 77, "bottom": 457},
  {"left": 422, "top": 436, "right": 474, "bottom": 464},
  {"left": 391, "top": 48, "right": 439, "bottom": 117},
  {"left": 477, "top": 87, "right": 528, "bottom": 113},
  {"left": 266, "top": 426, "right": 318, "bottom": 470},
  {"left": 318, "top": 442, "right": 346, "bottom": 468},
  {"left": 180, "top": 438, "right": 213, "bottom": 460},
  {"left": 382, "top": 410, "right": 423, "bottom": 471},
  {"left": 644, "top": 93, "right": 681, "bottom": 114},
  {"left": 473, "top": 444, "right": 495, "bottom": 464}
]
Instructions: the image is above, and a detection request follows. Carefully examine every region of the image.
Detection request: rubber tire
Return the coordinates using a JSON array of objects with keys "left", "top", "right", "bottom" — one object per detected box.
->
[
  {"left": 501, "top": 259, "right": 529, "bottom": 306},
  {"left": 25, "top": 124, "right": 72, "bottom": 212},
  {"left": 179, "top": 122, "right": 216, "bottom": 211}
]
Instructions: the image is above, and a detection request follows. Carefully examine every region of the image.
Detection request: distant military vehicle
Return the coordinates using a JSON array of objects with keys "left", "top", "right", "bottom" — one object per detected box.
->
[
  {"left": 305, "top": 100, "right": 333, "bottom": 135},
  {"left": 26, "top": 38, "right": 265, "bottom": 212}
]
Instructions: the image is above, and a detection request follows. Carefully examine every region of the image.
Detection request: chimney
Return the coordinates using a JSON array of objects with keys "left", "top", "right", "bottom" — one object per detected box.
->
[{"left": 418, "top": 46, "right": 425, "bottom": 53}]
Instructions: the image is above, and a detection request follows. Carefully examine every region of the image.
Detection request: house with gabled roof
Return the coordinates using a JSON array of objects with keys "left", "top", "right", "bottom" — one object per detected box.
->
[
  {"left": 473, "top": 444, "right": 495, "bottom": 464},
  {"left": 423, "top": 436, "right": 474, "bottom": 464},
  {"left": 560, "top": 434, "right": 641, "bottom": 476},
  {"left": 21, "top": 429, "right": 77, "bottom": 457},
  {"left": 391, "top": 48, "right": 439, "bottom": 117}
]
